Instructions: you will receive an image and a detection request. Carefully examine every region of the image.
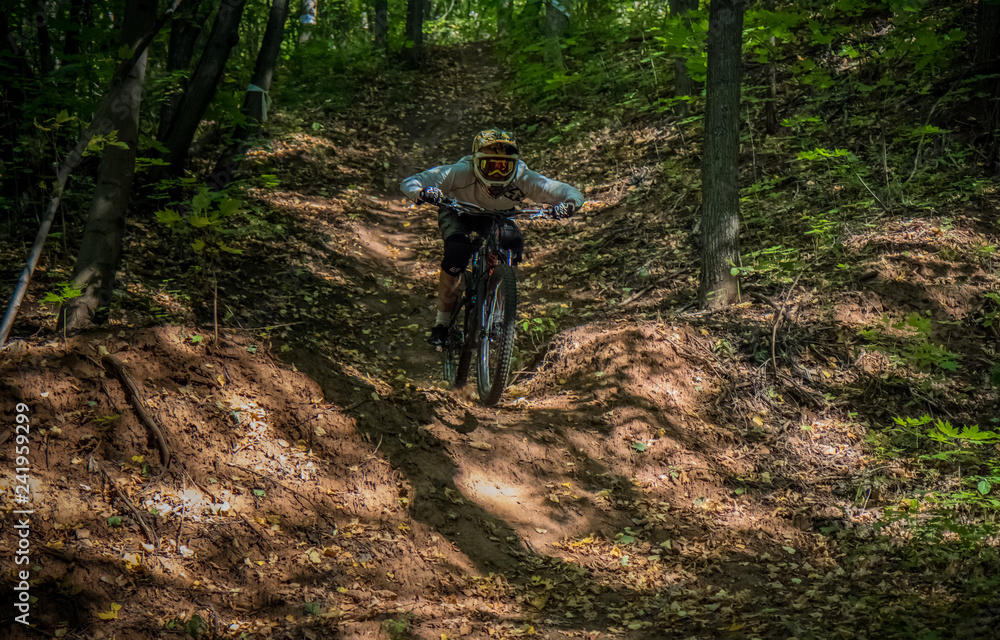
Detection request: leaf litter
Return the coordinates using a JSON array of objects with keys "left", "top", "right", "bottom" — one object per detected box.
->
[{"left": 1, "top": 41, "right": 999, "bottom": 640}]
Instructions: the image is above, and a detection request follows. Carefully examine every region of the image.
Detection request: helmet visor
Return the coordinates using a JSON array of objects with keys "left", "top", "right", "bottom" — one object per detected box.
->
[{"left": 477, "top": 157, "right": 516, "bottom": 181}]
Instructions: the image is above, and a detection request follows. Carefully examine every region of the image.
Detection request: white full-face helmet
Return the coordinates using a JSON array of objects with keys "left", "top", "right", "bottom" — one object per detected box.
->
[{"left": 472, "top": 128, "right": 519, "bottom": 198}]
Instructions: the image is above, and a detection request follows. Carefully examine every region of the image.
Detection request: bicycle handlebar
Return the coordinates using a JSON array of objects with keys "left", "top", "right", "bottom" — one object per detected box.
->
[{"left": 438, "top": 199, "right": 553, "bottom": 220}]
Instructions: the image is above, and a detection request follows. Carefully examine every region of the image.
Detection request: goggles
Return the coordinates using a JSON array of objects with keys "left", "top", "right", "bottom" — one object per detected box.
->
[{"left": 477, "top": 157, "right": 516, "bottom": 180}]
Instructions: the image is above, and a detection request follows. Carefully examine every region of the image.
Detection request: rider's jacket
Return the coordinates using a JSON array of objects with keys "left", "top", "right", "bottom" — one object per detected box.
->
[{"left": 400, "top": 156, "right": 586, "bottom": 210}]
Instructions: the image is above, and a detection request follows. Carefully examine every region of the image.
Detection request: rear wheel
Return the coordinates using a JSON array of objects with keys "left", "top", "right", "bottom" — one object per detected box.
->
[{"left": 476, "top": 263, "right": 518, "bottom": 406}]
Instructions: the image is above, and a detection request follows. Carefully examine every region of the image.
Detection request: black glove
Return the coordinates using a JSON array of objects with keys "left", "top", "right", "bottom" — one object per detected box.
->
[
  {"left": 552, "top": 201, "right": 576, "bottom": 219},
  {"left": 418, "top": 186, "right": 443, "bottom": 205}
]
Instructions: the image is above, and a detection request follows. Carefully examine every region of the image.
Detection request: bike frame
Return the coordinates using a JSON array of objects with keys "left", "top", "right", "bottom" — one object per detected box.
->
[{"left": 439, "top": 200, "right": 548, "bottom": 390}]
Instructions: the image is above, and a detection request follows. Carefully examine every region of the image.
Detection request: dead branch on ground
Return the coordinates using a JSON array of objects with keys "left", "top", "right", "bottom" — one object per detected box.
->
[{"left": 102, "top": 354, "right": 171, "bottom": 471}]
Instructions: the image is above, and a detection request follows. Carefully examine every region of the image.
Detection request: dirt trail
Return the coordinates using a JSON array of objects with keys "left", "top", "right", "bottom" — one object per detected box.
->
[
  {"left": 273, "top": 43, "right": 644, "bottom": 573},
  {"left": 4, "top": 41, "right": 1000, "bottom": 640}
]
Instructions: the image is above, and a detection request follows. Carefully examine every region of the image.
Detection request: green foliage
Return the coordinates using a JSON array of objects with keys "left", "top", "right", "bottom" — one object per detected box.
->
[
  {"left": 302, "top": 601, "right": 321, "bottom": 616},
  {"left": 924, "top": 419, "right": 1000, "bottom": 446},
  {"left": 382, "top": 616, "right": 411, "bottom": 638},
  {"left": 155, "top": 186, "right": 246, "bottom": 257},
  {"left": 859, "top": 312, "right": 960, "bottom": 372},
  {"left": 165, "top": 613, "right": 210, "bottom": 638},
  {"left": 615, "top": 526, "right": 637, "bottom": 544},
  {"left": 278, "top": 30, "right": 386, "bottom": 110},
  {"left": 734, "top": 246, "right": 805, "bottom": 286},
  {"left": 519, "top": 316, "right": 557, "bottom": 345},
  {"left": 875, "top": 415, "right": 1000, "bottom": 543},
  {"left": 41, "top": 283, "right": 83, "bottom": 310},
  {"left": 980, "top": 292, "right": 1000, "bottom": 332}
]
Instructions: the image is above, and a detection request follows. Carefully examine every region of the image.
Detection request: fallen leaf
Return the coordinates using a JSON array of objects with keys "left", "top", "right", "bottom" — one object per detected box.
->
[{"left": 97, "top": 603, "right": 122, "bottom": 620}]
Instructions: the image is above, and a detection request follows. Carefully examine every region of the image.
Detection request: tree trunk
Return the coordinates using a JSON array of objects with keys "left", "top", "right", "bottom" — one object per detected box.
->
[
  {"left": 698, "top": 0, "right": 745, "bottom": 311},
  {"left": 374, "top": 0, "right": 388, "bottom": 54},
  {"left": 498, "top": 0, "right": 513, "bottom": 39},
  {"left": 36, "top": 0, "right": 54, "bottom": 75},
  {"left": 211, "top": 0, "right": 290, "bottom": 183},
  {"left": 63, "top": 0, "right": 90, "bottom": 57},
  {"left": 978, "top": 0, "right": 1000, "bottom": 66},
  {"left": 243, "top": 0, "right": 288, "bottom": 124},
  {"left": 764, "top": 32, "right": 778, "bottom": 135},
  {"left": 156, "top": 0, "right": 248, "bottom": 176},
  {"left": 978, "top": 0, "right": 1000, "bottom": 169},
  {"left": 157, "top": 0, "right": 206, "bottom": 141},
  {"left": 669, "top": 0, "right": 698, "bottom": 117},
  {"left": 543, "top": 0, "right": 568, "bottom": 70},
  {"left": 299, "top": 0, "right": 317, "bottom": 43},
  {"left": 62, "top": 0, "right": 158, "bottom": 330},
  {"left": 405, "top": 0, "right": 424, "bottom": 68}
]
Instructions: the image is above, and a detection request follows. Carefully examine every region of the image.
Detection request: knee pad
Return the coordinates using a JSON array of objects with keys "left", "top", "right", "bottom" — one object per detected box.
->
[{"left": 442, "top": 234, "right": 475, "bottom": 275}]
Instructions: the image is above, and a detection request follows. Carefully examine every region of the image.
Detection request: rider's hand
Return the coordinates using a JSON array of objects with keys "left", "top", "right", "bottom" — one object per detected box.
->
[
  {"left": 552, "top": 201, "right": 576, "bottom": 219},
  {"left": 418, "top": 186, "right": 444, "bottom": 205}
]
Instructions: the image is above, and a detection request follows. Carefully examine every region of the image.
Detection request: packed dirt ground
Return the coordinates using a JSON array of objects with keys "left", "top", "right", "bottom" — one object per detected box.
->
[{"left": 2, "top": 43, "right": 1000, "bottom": 639}]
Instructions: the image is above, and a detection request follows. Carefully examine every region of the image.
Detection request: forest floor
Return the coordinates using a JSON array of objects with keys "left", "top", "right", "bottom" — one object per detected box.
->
[{"left": 3, "top": 43, "right": 1000, "bottom": 640}]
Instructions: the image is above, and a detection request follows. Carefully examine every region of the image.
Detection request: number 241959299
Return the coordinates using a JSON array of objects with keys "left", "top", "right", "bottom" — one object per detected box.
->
[{"left": 14, "top": 403, "right": 30, "bottom": 503}]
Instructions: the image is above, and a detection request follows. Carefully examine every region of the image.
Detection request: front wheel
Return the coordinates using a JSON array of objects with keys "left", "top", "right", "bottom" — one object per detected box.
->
[{"left": 476, "top": 263, "right": 518, "bottom": 406}]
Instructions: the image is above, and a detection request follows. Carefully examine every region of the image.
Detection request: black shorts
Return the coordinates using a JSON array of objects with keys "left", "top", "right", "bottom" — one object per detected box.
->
[{"left": 438, "top": 209, "right": 523, "bottom": 275}]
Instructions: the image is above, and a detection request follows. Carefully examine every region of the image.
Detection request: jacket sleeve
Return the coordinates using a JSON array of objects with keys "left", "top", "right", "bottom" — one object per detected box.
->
[
  {"left": 400, "top": 164, "right": 457, "bottom": 203},
  {"left": 517, "top": 168, "right": 586, "bottom": 208}
]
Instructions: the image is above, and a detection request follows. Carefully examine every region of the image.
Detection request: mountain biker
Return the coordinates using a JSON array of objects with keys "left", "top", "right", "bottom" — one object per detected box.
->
[{"left": 400, "top": 128, "right": 586, "bottom": 347}]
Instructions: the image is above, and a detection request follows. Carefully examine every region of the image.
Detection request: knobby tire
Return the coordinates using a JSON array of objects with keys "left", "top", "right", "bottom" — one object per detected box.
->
[{"left": 477, "top": 263, "right": 517, "bottom": 406}]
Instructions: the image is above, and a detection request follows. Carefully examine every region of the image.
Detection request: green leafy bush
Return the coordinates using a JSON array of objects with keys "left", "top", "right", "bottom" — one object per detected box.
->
[{"left": 859, "top": 312, "right": 960, "bottom": 372}]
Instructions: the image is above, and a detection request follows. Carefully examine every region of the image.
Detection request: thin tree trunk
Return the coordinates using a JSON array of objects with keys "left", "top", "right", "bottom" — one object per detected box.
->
[
  {"left": 669, "top": 0, "right": 698, "bottom": 118},
  {"left": 698, "top": 0, "right": 745, "bottom": 311},
  {"left": 63, "top": 0, "right": 90, "bottom": 57},
  {"left": 242, "top": 0, "right": 288, "bottom": 124},
  {"left": 498, "top": 0, "right": 513, "bottom": 39},
  {"left": 36, "top": 0, "right": 54, "bottom": 75},
  {"left": 157, "top": 0, "right": 206, "bottom": 141},
  {"left": 544, "top": 0, "right": 568, "bottom": 71},
  {"left": 157, "top": 0, "right": 249, "bottom": 176},
  {"left": 405, "top": 0, "right": 424, "bottom": 68},
  {"left": 212, "top": 0, "right": 290, "bottom": 182},
  {"left": 62, "top": 0, "right": 158, "bottom": 330},
  {"left": 764, "top": 33, "right": 778, "bottom": 135},
  {"left": 374, "top": 0, "right": 388, "bottom": 53}
]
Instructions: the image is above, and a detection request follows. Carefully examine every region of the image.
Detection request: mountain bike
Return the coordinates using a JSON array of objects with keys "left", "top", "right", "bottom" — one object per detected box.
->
[{"left": 438, "top": 199, "right": 552, "bottom": 406}]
